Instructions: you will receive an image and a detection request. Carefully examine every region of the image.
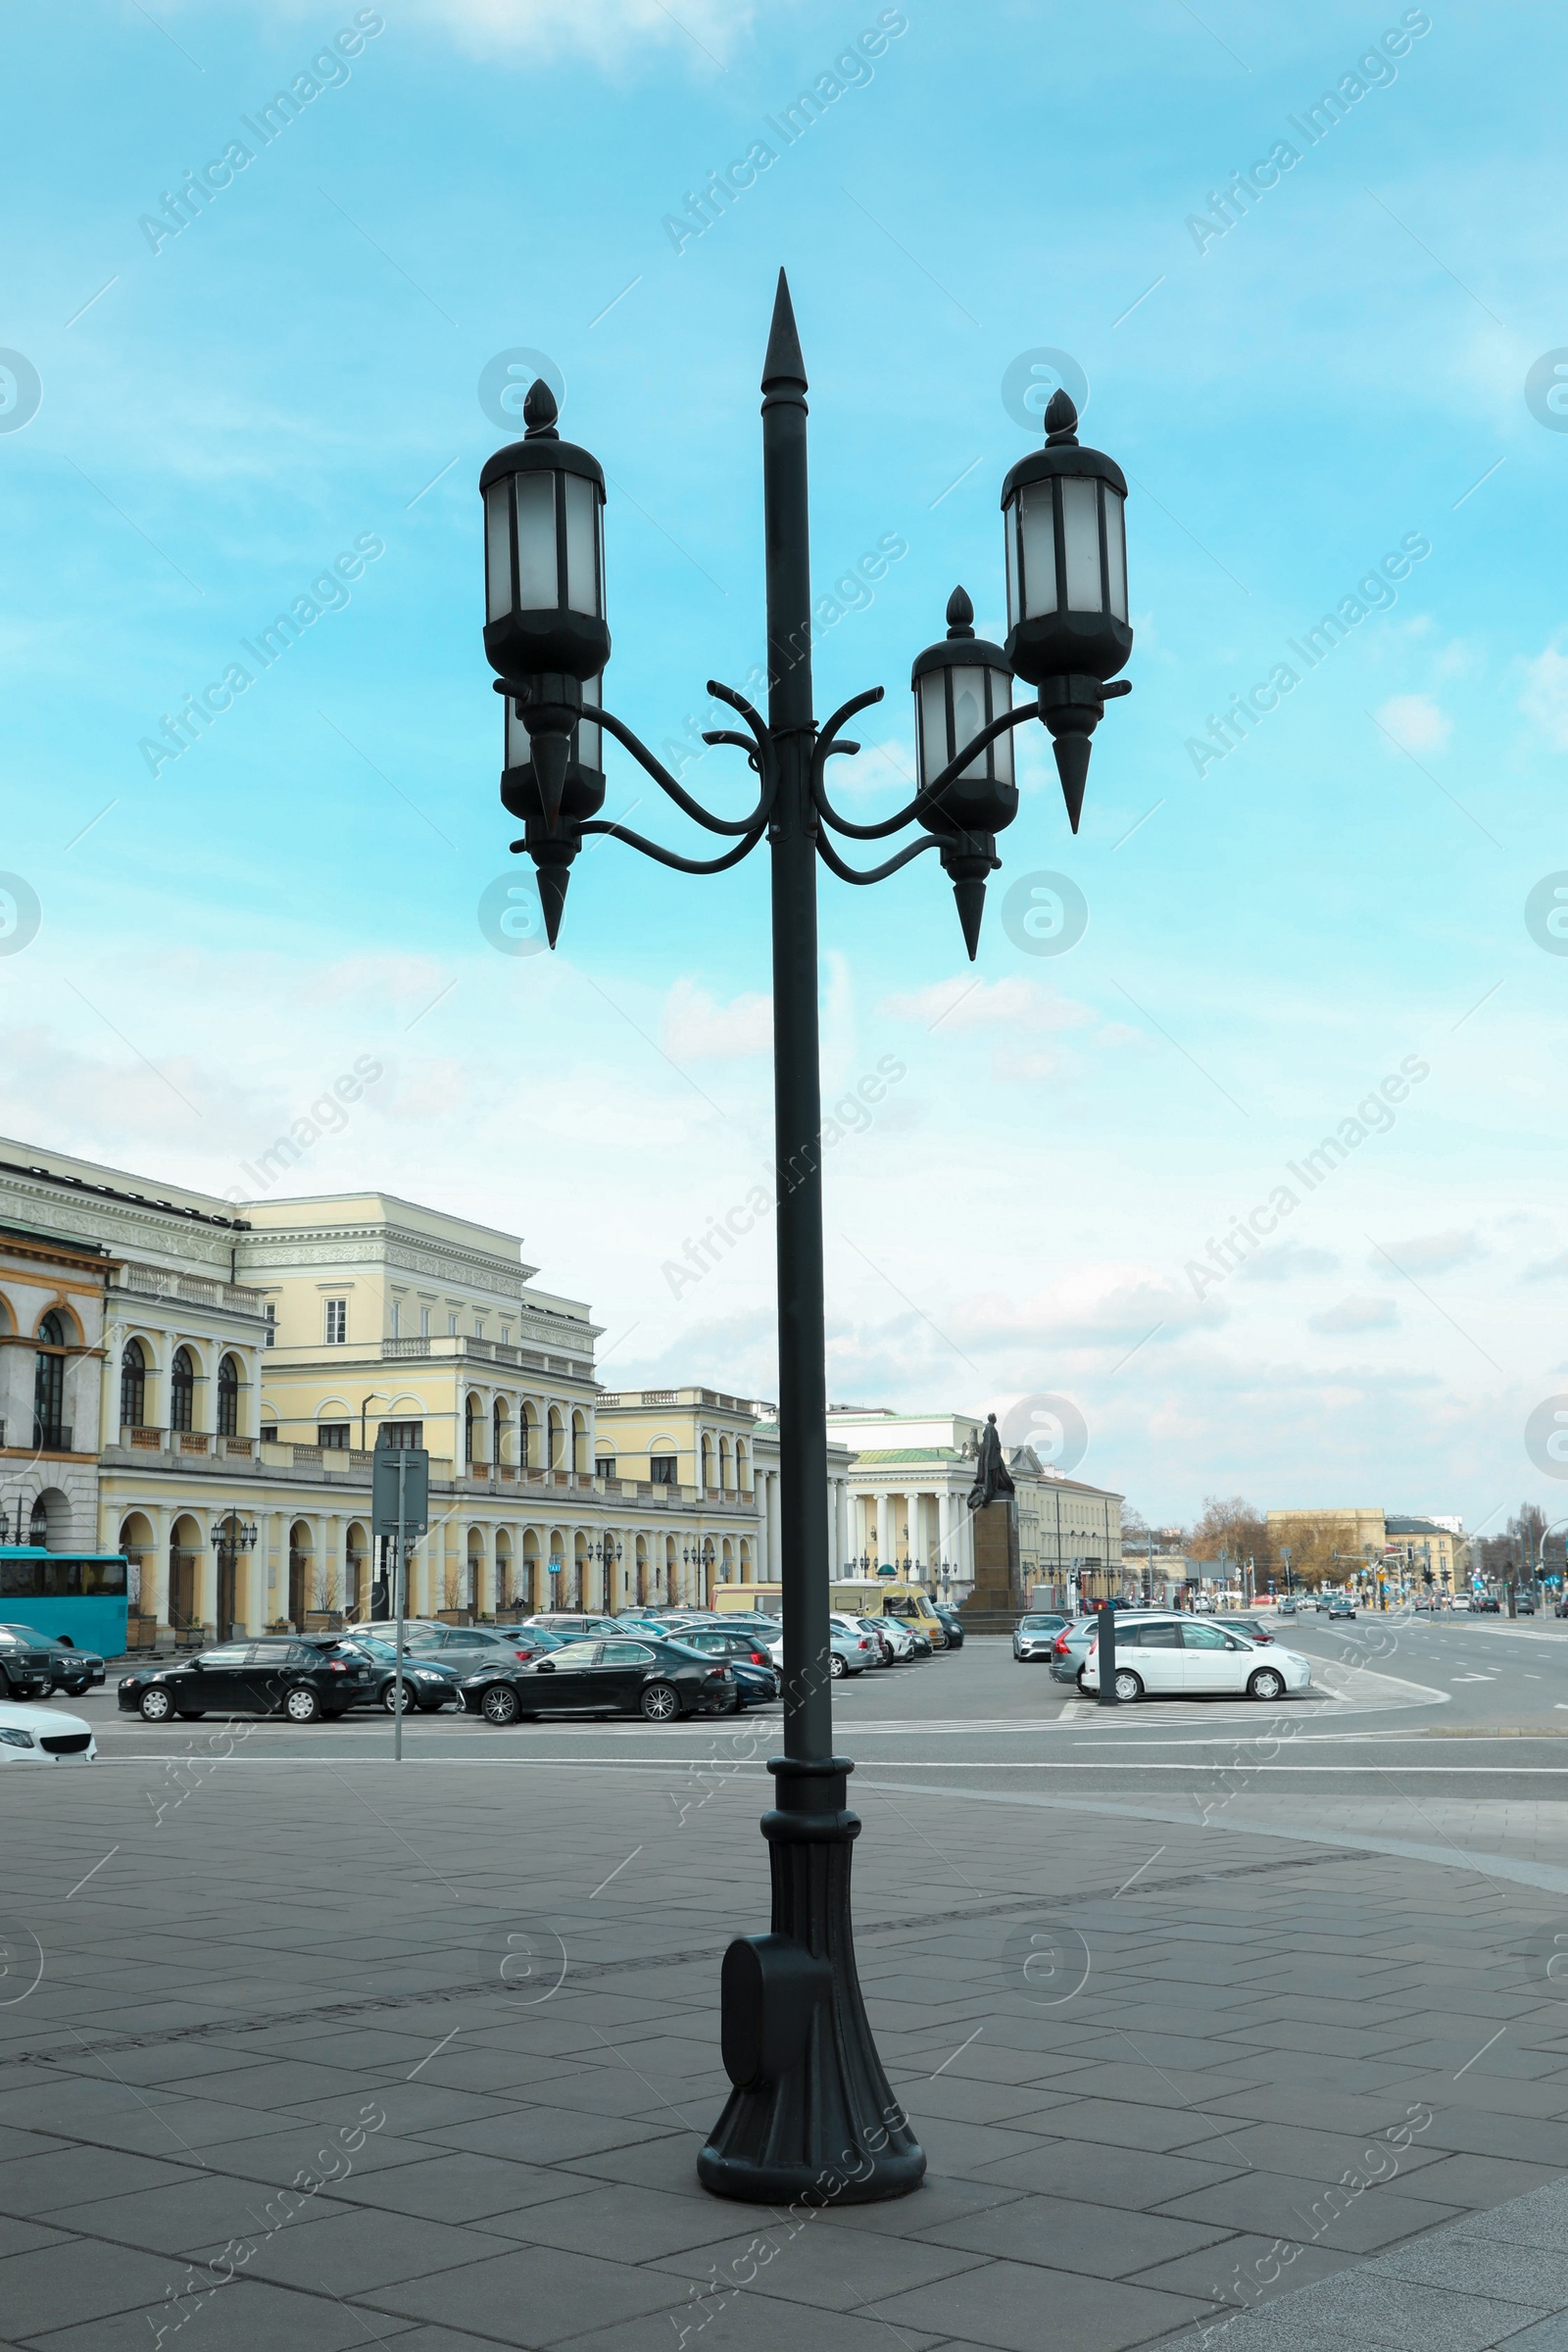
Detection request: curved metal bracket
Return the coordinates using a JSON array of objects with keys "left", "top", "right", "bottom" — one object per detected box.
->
[
  {"left": 814, "top": 832, "right": 941, "bottom": 888},
  {"left": 578, "top": 819, "right": 766, "bottom": 876},
  {"left": 598, "top": 701, "right": 774, "bottom": 837},
  {"left": 812, "top": 700, "right": 1040, "bottom": 840}
]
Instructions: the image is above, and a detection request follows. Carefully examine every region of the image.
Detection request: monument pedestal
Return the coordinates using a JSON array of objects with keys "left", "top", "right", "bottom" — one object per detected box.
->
[{"left": 960, "top": 1495, "right": 1024, "bottom": 1625}]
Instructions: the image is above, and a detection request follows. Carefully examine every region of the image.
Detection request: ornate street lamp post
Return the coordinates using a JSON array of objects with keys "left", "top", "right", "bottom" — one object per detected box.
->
[
  {"left": 209, "top": 1512, "right": 257, "bottom": 1642},
  {"left": 478, "top": 272, "right": 1131, "bottom": 2206}
]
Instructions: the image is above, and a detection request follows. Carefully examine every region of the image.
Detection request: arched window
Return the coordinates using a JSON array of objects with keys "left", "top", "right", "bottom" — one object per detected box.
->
[
  {"left": 120, "top": 1338, "right": 147, "bottom": 1429},
  {"left": 170, "top": 1347, "right": 195, "bottom": 1434},
  {"left": 466, "top": 1395, "right": 481, "bottom": 1465},
  {"left": 33, "top": 1311, "right": 66, "bottom": 1446},
  {"left": 217, "top": 1354, "right": 240, "bottom": 1438}
]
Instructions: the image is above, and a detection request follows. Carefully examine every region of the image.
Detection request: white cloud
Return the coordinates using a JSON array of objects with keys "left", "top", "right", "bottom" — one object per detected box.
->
[
  {"left": 1520, "top": 639, "right": 1568, "bottom": 751},
  {"left": 662, "top": 978, "right": 772, "bottom": 1059},
  {"left": 1374, "top": 693, "right": 1452, "bottom": 755},
  {"left": 1525, "top": 1251, "right": 1568, "bottom": 1282},
  {"left": 1370, "top": 1228, "right": 1484, "bottom": 1277},
  {"left": 1309, "top": 1296, "right": 1397, "bottom": 1334},
  {"left": 880, "top": 975, "right": 1094, "bottom": 1035},
  {"left": 374, "top": 0, "right": 754, "bottom": 65},
  {"left": 1240, "top": 1242, "right": 1340, "bottom": 1284}
]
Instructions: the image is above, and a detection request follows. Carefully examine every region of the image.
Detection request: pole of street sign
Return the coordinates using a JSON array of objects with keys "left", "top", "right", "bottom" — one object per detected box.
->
[{"left": 393, "top": 1453, "right": 407, "bottom": 1763}]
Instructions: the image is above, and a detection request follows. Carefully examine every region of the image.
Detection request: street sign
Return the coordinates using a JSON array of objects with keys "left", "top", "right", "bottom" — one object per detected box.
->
[{"left": 372, "top": 1448, "right": 429, "bottom": 1538}]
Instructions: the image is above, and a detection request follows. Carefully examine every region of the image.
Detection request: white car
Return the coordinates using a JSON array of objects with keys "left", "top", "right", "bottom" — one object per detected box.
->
[
  {"left": 1082, "top": 1613, "right": 1312, "bottom": 1703},
  {"left": 0, "top": 1698, "right": 97, "bottom": 1762}
]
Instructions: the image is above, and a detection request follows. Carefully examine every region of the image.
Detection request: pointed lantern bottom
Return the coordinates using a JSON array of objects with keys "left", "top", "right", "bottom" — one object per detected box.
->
[{"left": 698, "top": 1759, "right": 927, "bottom": 2205}]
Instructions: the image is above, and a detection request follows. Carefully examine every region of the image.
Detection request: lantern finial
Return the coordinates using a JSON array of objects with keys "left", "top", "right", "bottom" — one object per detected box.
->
[
  {"left": 1044, "top": 388, "right": 1079, "bottom": 446},
  {"left": 945, "top": 586, "right": 974, "bottom": 639},
  {"left": 523, "top": 380, "right": 560, "bottom": 438}
]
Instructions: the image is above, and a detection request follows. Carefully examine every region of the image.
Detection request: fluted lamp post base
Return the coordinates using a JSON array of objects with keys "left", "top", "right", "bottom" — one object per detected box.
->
[{"left": 698, "top": 1758, "right": 926, "bottom": 2205}]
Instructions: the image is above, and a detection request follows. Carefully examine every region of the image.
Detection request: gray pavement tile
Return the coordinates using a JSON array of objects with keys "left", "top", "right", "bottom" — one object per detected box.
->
[
  {"left": 0, "top": 2145, "right": 193, "bottom": 2218},
  {"left": 358, "top": 2242, "right": 691, "bottom": 2340},
  {"left": 495, "top": 2181, "right": 769, "bottom": 2262},
  {"left": 328, "top": 2150, "right": 588, "bottom": 2223},
  {"left": 1158, "top": 2173, "right": 1465, "bottom": 2253},
  {"left": 650, "top": 2220, "right": 988, "bottom": 2308},
  {"left": 0, "top": 2128, "right": 70, "bottom": 2164},
  {"left": 53, "top": 2174, "right": 355, "bottom": 2255},
  {"left": 198, "top": 2206, "right": 518, "bottom": 2294},
  {"left": 1494, "top": 2313, "right": 1568, "bottom": 2348},
  {"left": 423, "top": 2107, "right": 677, "bottom": 2167},
  {"left": 1037, "top": 2097, "right": 1247, "bottom": 2155},
  {"left": 562, "top": 2305, "right": 947, "bottom": 2352},
  {"left": 811, "top": 2174, "right": 1027, "bottom": 2238},
  {"left": 23, "top": 2276, "right": 419, "bottom": 2350},
  {"left": 1282, "top": 2268, "right": 1550, "bottom": 2350},
  {"left": 973, "top": 2138, "right": 1245, "bottom": 2207},
  {"left": 925, "top": 2190, "right": 1231, "bottom": 2278},
  {"left": 894, "top": 2117, "right": 1057, "bottom": 2174},
  {"left": 1448, "top": 2180, "right": 1568, "bottom": 2247},
  {"left": 1169, "top": 2120, "right": 1449, "bottom": 2185},
  {"left": 0, "top": 2215, "right": 74, "bottom": 2257},
  {"left": 173, "top": 2061, "right": 387, "bottom": 2112},
  {"left": 1405, "top": 2154, "right": 1568, "bottom": 2209},
  {"left": 896, "top": 2076, "right": 1070, "bottom": 2129},
  {"left": 864, "top": 2253, "right": 1211, "bottom": 2352},
  {"left": 0, "top": 2235, "right": 184, "bottom": 2335},
  {"left": 1128, "top": 2232, "right": 1358, "bottom": 2307},
  {"left": 1378, "top": 2231, "right": 1568, "bottom": 2306}
]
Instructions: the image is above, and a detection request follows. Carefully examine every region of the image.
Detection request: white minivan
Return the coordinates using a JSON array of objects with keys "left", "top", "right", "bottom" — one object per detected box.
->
[{"left": 1083, "top": 1613, "right": 1312, "bottom": 1703}]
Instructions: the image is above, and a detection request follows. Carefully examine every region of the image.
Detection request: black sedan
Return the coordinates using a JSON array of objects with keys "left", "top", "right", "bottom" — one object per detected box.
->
[
  {"left": 119, "top": 1641, "right": 375, "bottom": 1723},
  {"left": 463, "top": 1635, "right": 732, "bottom": 1725},
  {"left": 316, "top": 1636, "right": 463, "bottom": 1714},
  {"left": 931, "top": 1605, "right": 965, "bottom": 1649}
]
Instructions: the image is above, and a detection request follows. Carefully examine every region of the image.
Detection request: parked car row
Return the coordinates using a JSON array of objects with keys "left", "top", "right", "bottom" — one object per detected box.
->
[{"left": 110, "top": 1597, "right": 960, "bottom": 1729}]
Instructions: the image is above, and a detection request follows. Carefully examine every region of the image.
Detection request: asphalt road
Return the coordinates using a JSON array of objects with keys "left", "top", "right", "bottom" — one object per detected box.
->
[{"left": 47, "top": 1609, "right": 1568, "bottom": 1808}]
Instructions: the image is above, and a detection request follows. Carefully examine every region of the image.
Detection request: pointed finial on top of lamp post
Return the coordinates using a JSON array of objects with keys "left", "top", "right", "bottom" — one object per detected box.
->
[
  {"left": 1044, "top": 387, "right": 1079, "bottom": 446},
  {"left": 761, "top": 269, "right": 808, "bottom": 394},
  {"left": 523, "top": 380, "right": 560, "bottom": 438},
  {"left": 945, "top": 585, "right": 974, "bottom": 638}
]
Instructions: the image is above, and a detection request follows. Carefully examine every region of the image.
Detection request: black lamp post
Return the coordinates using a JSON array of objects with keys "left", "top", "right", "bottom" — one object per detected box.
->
[
  {"left": 210, "top": 1512, "right": 257, "bottom": 1642},
  {"left": 478, "top": 272, "right": 1131, "bottom": 2207}
]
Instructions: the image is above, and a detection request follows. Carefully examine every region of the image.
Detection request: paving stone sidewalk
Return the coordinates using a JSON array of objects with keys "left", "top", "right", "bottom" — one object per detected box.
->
[{"left": 2, "top": 1751, "right": 1566, "bottom": 2349}]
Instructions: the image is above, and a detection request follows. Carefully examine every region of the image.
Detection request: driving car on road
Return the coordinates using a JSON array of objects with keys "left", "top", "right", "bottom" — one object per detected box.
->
[
  {"left": 1014, "top": 1612, "right": 1070, "bottom": 1662},
  {"left": 1327, "top": 1598, "right": 1356, "bottom": 1620},
  {"left": 0, "top": 1627, "right": 106, "bottom": 1696},
  {"left": 464, "top": 1634, "right": 733, "bottom": 1723},
  {"left": 0, "top": 1698, "right": 96, "bottom": 1763},
  {"left": 1082, "top": 1614, "right": 1313, "bottom": 1703},
  {"left": 0, "top": 1627, "right": 52, "bottom": 1702},
  {"left": 120, "top": 1641, "right": 378, "bottom": 1722}
]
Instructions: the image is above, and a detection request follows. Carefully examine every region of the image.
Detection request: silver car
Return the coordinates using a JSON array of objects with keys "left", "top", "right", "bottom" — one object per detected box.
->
[
  {"left": 1013, "top": 1612, "right": 1070, "bottom": 1663},
  {"left": 765, "top": 1627, "right": 871, "bottom": 1679}
]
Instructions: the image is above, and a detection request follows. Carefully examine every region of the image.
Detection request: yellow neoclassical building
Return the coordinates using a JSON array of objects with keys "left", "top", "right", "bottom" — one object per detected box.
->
[{"left": 0, "top": 1143, "right": 776, "bottom": 1636}]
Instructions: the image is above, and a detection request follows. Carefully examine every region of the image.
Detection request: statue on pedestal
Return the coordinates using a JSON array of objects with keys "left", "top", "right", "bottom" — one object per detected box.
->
[{"left": 967, "top": 1412, "right": 1015, "bottom": 1512}]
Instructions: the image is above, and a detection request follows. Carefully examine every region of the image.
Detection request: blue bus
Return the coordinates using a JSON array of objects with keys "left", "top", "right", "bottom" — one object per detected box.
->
[{"left": 0, "top": 1547, "right": 129, "bottom": 1656}]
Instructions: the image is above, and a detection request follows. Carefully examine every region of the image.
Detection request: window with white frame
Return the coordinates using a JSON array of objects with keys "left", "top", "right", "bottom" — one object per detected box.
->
[
  {"left": 448, "top": 1313, "right": 458, "bottom": 1336},
  {"left": 419, "top": 1306, "right": 430, "bottom": 1338},
  {"left": 323, "top": 1298, "right": 348, "bottom": 1346},
  {"left": 264, "top": 1303, "right": 276, "bottom": 1348},
  {"left": 391, "top": 1300, "right": 401, "bottom": 1340}
]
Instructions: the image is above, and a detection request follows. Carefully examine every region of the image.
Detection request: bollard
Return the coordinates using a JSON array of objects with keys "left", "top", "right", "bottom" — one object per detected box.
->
[{"left": 1097, "top": 1599, "right": 1118, "bottom": 1707}]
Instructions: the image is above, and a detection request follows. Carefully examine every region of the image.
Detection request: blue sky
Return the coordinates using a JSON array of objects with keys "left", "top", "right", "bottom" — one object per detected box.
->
[{"left": 3, "top": 0, "right": 1566, "bottom": 1532}]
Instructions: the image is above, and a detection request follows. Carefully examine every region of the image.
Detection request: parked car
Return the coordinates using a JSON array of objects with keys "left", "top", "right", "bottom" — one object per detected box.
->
[
  {"left": 1083, "top": 1614, "right": 1312, "bottom": 1703},
  {"left": 931, "top": 1603, "right": 965, "bottom": 1649},
  {"left": 1050, "top": 1618, "right": 1100, "bottom": 1684},
  {"left": 315, "top": 1635, "right": 464, "bottom": 1713},
  {"left": 764, "top": 1626, "right": 873, "bottom": 1680},
  {"left": 858, "top": 1615, "right": 919, "bottom": 1662},
  {"left": 831, "top": 1611, "right": 890, "bottom": 1665},
  {"left": 0, "top": 1697, "right": 96, "bottom": 1763},
  {"left": 1214, "top": 1616, "right": 1275, "bottom": 1645},
  {"left": 119, "top": 1641, "right": 377, "bottom": 1723},
  {"left": 667, "top": 1627, "right": 781, "bottom": 1704},
  {"left": 464, "top": 1635, "right": 733, "bottom": 1724},
  {"left": 345, "top": 1621, "right": 560, "bottom": 1673},
  {"left": 0, "top": 1626, "right": 62, "bottom": 1702},
  {"left": 1014, "top": 1612, "right": 1070, "bottom": 1663},
  {"left": 523, "top": 1613, "right": 623, "bottom": 1637}
]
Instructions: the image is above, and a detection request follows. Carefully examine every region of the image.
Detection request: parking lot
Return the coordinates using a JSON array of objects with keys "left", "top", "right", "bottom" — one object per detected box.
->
[{"left": 5, "top": 1607, "right": 1568, "bottom": 2350}]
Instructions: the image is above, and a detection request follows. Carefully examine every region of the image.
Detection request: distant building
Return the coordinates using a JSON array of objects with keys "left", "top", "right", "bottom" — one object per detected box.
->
[{"left": 1267, "top": 1506, "right": 1466, "bottom": 1590}]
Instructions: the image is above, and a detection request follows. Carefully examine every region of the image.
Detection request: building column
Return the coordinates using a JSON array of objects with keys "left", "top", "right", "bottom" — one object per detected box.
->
[
  {"left": 196, "top": 1516, "right": 218, "bottom": 1632},
  {"left": 875, "top": 1492, "right": 891, "bottom": 1569},
  {"left": 768, "top": 1475, "right": 783, "bottom": 1587},
  {"left": 147, "top": 1503, "right": 172, "bottom": 1632},
  {"left": 938, "top": 1489, "right": 954, "bottom": 1584}
]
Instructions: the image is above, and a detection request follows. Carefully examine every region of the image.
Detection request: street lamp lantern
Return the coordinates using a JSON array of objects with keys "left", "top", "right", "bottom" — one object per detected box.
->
[
  {"left": 911, "top": 587, "right": 1018, "bottom": 958},
  {"left": 476, "top": 272, "right": 1135, "bottom": 2210},
  {"left": 1001, "top": 387, "right": 1133, "bottom": 832},
  {"left": 483, "top": 380, "right": 609, "bottom": 851}
]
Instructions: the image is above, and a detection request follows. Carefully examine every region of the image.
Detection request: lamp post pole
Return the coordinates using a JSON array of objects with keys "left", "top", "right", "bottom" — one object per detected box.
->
[{"left": 477, "top": 271, "right": 1131, "bottom": 2207}]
